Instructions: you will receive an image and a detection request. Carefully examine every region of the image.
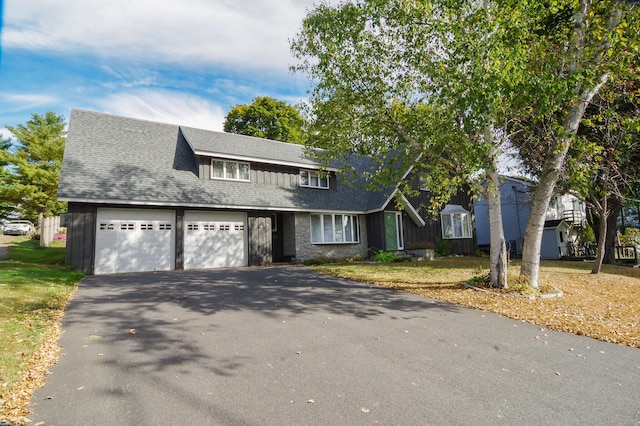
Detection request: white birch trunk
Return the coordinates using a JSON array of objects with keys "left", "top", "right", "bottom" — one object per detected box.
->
[
  {"left": 520, "top": 1, "right": 617, "bottom": 288},
  {"left": 486, "top": 168, "right": 508, "bottom": 288},
  {"left": 484, "top": 126, "right": 508, "bottom": 288},
  {"left": 520, "top": 92, "right": 596, "bottom": 288}
]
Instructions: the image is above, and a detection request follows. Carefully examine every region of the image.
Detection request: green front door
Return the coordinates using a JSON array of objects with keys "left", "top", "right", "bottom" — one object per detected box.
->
[{"left": 384, "top": 212, "right": 398, "bottom": 251}]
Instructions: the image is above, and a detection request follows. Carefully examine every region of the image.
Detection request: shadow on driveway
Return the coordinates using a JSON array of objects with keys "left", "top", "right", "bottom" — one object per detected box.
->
[{"left": 31, "top": 266, "right": 640, "bottom": 425}]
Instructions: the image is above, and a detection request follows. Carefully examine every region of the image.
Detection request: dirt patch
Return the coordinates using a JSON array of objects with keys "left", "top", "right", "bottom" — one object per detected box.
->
[{"left": 0, "top": 235, "right": 14, "bottom": 260}]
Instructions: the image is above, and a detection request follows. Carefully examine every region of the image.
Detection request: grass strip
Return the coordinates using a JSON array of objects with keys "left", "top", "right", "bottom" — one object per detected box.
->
[{"left": 0, "top": 237, "right": 84, "bottom": 423}]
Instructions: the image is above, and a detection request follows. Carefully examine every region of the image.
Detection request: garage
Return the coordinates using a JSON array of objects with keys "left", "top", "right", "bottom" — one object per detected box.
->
[
  {"left": 184, "top": 211, "right": 248, "bottom": 269},
  {"left": 95, "top": 208, "right": 175, "bottom": 274}
]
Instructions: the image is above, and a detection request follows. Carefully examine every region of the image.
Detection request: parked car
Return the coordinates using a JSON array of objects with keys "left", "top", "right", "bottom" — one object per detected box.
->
[{"left": 3, "top": 220, "right": 35, "bottom": 235}]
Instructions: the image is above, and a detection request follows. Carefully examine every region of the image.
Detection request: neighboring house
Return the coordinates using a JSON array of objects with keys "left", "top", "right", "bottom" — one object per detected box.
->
[
  {"left": 474, "top": 176, "right": 587, "bottom": 259},
  {"left": 58, "top": 109, "right": 476, "bottom": 275}
]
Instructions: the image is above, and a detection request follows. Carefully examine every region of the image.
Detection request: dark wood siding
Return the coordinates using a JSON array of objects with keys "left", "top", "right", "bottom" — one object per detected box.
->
[
  {"left": 366, "top": 212, "right": 385, "bottom": 255},
  {"left": 403, "top": 189, "right": 476, "bottom": 255},
  {"left": 198, "top": 157, "right": 336, "bottom": 190},
  {"left": 252, "top": 164, "right": 300, "bottom": 187},
  {"left": 175, "top": 209, "right": 185, "bottom": 270},
  {"left": 65, "top": 202, "right": 97, "bottom": 274}
]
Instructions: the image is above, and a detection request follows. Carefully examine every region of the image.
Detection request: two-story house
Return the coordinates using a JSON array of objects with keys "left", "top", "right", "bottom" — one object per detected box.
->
[
  {"left": 474, "top": 176, "right": 587, "bottom": 259},
  {"left": 58, "top": 109, "right": 475, "bottom": 274}
]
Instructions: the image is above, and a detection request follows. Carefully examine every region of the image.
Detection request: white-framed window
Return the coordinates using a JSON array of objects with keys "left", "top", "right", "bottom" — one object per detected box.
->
[
  {"left": 310, "top": 214, "right": 359, "bottom": 244},
  {"left": 440, "top": 204, "right": 472, "bottom": 239},
  {"left": 300, "top": 170, "right": 329, "bottom": 189},
  {"left": 211, "top": 159, "right": 250, "bottom": 181}
]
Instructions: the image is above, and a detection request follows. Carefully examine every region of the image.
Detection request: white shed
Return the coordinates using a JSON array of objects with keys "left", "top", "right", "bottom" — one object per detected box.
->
[{"left": 541, "top": 219, "right": 571, "bottom": 260}]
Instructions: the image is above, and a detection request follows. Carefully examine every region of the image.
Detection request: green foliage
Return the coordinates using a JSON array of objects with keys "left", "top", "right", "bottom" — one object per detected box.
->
[
  {"left": 0, "top": 112, "right": 67, "bottom": 222},
  {"left": 223, "top": 96, "right": 307, "bottom": 144},
  {"left": 577, "top": 223, "right": 596, "bottom": 244},
  {"left": 467, "top": 269, "right": 491, "bottom": 287},
  {"left": 435, "top": 238, "right": 452, "bottom": 257},
  {"left": 372, "top": 250, "right": 399, "bottom": 263},
  {"left": 291, "top": 0, "right": 531, "bottom": 198},
  {"left": 371, "top": 250, "right": 410, "bottom": 263}
]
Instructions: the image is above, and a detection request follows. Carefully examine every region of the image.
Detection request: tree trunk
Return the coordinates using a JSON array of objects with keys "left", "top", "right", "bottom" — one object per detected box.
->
[
  {"left": 593, "top": 197, "right": 622, "bottom": 265},
  {"left": 591, "top": 197, "right": 608, "bottom": 274},
  {"left": 520, "top": 78, "right": 603, "bottom": 287},
  {"left": 487, "top": 167, "right": 508, "bottom": 288},
  {"left": 520, "top": 142, "right": 569, "bottom": 288}
]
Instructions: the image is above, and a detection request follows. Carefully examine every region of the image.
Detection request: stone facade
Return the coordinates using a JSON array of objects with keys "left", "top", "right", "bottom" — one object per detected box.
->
[{"left": 292, "top": 212, "right": 368, "bottom": 262}]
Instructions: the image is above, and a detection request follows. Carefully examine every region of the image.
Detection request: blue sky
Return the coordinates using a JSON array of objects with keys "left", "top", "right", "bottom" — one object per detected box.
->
[{"left": 0, "top": 0, "right": 320, "bottom": 139}]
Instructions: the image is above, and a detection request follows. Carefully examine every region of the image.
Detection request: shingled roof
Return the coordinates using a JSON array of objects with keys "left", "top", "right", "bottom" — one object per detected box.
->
[{"left": 58, "top": 109, "right": 394, "bottom": 213}]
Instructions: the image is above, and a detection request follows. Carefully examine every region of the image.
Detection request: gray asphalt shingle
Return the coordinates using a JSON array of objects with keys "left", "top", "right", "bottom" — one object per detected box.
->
[{"left": 58, "top": 109, "right": 392, "bottom": 212}]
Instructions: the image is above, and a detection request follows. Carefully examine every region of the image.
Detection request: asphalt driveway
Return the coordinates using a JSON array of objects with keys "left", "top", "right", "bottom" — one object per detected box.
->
[{"left": 31, "top": 266, "right": 640, "bottom": 425}]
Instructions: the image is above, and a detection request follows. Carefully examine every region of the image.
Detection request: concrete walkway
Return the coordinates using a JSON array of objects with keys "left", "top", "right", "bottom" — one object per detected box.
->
[{"left": 31, "top": 267, "right": 640, "bottom": 425}]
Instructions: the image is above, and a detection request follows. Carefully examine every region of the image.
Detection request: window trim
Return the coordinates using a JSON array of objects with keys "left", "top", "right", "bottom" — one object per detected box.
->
[
  {"left": 300, "top": 170, "right": 329, "bottom": 189},
  {"left": 211, "top": 159, "right": 251, "bottom": 182},
  {"left": 440, "top": 205, "right": 472, "bottom": 240},
  {"left": 310, "top": 213, "right": 360, "bottom": 244}
]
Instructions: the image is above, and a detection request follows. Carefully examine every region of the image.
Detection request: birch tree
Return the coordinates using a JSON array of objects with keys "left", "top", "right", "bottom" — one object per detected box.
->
[
  {"left": 512, "top": 1, "right": 639, "bottom": 287},
  {"left": 292, "top": 0, "right": 540, "bottom": 288}
]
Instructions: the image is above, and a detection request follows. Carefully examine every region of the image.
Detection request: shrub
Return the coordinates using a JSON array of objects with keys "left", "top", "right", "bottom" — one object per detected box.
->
[
  {"left": 372, "top": 250, "right": 399, "bottom": 263},
  {"left": 435, "top": 238, "right": 452, "bottom": 257}
]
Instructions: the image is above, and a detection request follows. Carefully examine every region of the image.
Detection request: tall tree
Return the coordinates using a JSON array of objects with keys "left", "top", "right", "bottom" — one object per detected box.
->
[
  {"left": 578, "top": 78, "right": 640, "bottom": 273},
  {"left": 223, "top": 96, "right": 307, "bottom": 144},
  {"left": 0, "top": 112, "right": 67, "bottom": 221},
  {"left": 292, "top": 0, "right": 546, "bottom": 288},
  {"left": 511, "top": 1, "right": 639, "bottom": 287}
]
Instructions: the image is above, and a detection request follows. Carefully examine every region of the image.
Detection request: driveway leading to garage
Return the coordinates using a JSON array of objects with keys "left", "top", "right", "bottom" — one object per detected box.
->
[{"left": 32, "top": 267, "right": 640, "bottom": 425}]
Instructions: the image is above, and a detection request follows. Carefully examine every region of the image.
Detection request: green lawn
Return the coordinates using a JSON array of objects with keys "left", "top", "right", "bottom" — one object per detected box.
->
[{"left": 0, "top": 237, "right": 84, "bottom": 401}]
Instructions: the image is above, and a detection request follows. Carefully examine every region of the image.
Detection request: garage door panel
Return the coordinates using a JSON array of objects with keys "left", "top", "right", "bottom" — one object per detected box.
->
[
  {"left": 184, "top": 212, "right": 247, "bottom": 270},
  {"left": 95, "top": 209, "right": 175, "bottom": 275}
]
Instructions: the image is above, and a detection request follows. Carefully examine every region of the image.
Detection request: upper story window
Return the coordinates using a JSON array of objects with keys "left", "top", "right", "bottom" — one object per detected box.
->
[
  {"left": 440, "top": 204, "right": 472, "bottom": 239},
  {"left": 212, "top": 159, "right": 250, "bottom": 182},
  {"left": 300, "top": 170, "right": 329, "bottom": 189}
]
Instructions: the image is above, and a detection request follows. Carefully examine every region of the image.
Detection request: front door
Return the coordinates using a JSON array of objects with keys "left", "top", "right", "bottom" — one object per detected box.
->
[
  {"left": 248, "top": 216, "right": 273, "bottom": 266},
  {"left": 384, "top": 211, "right": 404, "bottom": 251}
]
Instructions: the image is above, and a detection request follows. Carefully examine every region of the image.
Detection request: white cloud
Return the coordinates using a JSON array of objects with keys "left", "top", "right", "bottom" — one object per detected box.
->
[
  {"left": 0, "top": 92, "right": 59, "bottom": 113},
  {"left": 3, "top": 0, "right": 318, "bottom": 72},
  {"left": 96, "top": 89, "right": 227, "bottom": 131}
]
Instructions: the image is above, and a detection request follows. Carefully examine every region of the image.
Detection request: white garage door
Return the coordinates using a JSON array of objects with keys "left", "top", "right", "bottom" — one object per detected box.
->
[
  {"left": 95, "top": 208, "right": 175, "bottom": 274},
  {"left": 184, "top": 211, "right": 247, "bottom": 269}
]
